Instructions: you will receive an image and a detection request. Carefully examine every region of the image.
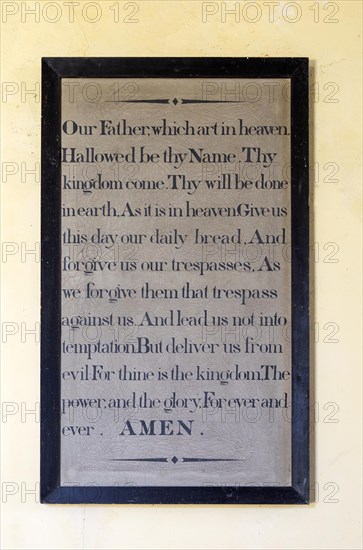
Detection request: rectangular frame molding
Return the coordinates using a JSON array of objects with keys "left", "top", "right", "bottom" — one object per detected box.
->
[{"left": 41, "top": 57, "right": 309, "bottom": 505}]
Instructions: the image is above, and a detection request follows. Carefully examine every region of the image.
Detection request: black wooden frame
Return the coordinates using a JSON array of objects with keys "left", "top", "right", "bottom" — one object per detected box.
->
[{"left": 41, "top": 57, "right": 310, "bottom": 504}]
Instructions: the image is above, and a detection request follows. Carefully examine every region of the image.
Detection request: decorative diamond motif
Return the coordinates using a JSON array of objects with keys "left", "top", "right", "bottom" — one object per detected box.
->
[
  {"left": 172, "top": 98, "right": 178, "bottom": 105},
  {"left": 171, "top": 456, "right": 178, "bottom": 464}
]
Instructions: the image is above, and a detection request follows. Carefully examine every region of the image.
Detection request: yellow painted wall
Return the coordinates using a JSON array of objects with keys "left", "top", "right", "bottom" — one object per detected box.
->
[{"left": 1, "top": 1, "right": 361, "bottom": 548}]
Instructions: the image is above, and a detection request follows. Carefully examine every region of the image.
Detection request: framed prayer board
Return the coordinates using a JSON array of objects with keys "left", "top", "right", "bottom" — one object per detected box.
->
[{"left": 41, "top": 57, "right": 310, "bottom": 504}]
